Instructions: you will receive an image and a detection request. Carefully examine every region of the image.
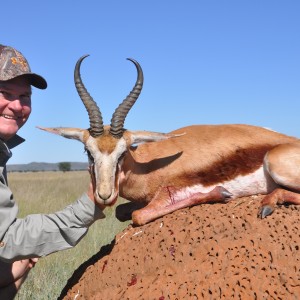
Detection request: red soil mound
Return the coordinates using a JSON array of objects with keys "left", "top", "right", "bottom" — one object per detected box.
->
[{"left": 59, "top": 195, "right": 300, "bottom": 299}]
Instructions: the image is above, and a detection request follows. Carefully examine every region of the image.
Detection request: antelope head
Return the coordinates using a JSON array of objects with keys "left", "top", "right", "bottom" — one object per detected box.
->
[{"left": 38, "top": 55, "right": 181, "bottom": 206}]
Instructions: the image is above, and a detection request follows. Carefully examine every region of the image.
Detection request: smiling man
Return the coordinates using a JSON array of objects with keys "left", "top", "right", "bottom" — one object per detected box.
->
[
  {"left": 0, "top": 45, "right": 105, "bottom": 299},
  {"left": 0, "top": 44, "right": 46, "bottom": 141},
  {"left": 0, "top": 77, "right": 32, "bottom": 140}
]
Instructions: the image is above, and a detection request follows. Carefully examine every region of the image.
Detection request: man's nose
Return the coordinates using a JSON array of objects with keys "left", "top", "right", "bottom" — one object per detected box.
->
[{"left": 9, "top": 99, "right": 23, "bottom": 110}]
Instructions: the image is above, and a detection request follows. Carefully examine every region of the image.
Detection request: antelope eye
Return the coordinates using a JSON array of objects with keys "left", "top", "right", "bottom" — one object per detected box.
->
[
  {"left": 119, "top": 151, "right": 127, "bottom": 162},
  {"left": 85, "top": 148, "right": 94, "bottom": 163}
]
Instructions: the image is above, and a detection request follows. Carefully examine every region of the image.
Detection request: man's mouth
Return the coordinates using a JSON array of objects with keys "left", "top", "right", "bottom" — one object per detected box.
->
[{"left": 0, "top": 114, "right": 19, "bottom": 120}]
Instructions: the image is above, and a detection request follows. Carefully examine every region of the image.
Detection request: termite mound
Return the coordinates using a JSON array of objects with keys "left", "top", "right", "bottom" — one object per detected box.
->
[{"left": 59, "top": 195, "right": 300, "bottom": 299}]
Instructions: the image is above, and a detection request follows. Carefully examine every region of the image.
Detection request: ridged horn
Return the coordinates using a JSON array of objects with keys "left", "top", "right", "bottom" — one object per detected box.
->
[
  {"left": 74, "top": 55, "right": 104, "bottom": 137},
  {"left": 109, "top": 58, "right": 144, "bottom": 138}
]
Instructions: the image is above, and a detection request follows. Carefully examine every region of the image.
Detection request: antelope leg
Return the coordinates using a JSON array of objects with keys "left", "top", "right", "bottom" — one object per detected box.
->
[
  {"left": 132, "top": 186, "right": 232, "bottom": 226},
  {"left": 259, "top": 188, "right": 300, "bottom": 218}
]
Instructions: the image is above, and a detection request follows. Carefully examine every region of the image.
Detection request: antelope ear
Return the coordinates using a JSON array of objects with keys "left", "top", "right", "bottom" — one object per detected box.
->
[
  {"left": 37, "top": 126, "right": 87, "bottom": 142},
  {"left": 127, "top": 130, "right": 185, "bottom": 146}
]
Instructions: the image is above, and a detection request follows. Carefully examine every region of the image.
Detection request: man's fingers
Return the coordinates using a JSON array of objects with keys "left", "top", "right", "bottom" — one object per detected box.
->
[{"left": 29, "top": 258, "right": 39, "bottom": 268}]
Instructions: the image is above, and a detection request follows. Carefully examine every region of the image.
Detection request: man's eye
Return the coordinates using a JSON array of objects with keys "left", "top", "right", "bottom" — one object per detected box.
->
[
  {"left": 20, "top": 95, "right": 31, "bottom": 104},
  {"left": 21, "top": 94, "right": 31, "bottom": 100},
  {"left": 0, "top": 91, "right": 8, "bottom": 98}
]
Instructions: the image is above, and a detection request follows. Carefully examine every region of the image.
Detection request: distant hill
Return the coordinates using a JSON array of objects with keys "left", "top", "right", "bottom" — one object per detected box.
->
[{"left": 7, "top": 162, "right": 89, "bottom": 172}]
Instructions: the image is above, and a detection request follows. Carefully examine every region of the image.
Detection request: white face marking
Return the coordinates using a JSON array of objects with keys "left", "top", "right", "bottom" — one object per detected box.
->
[
  {"left": 86, "top": 136, "right": 127, "bottom": 204},
  {"left": 172, "top": 166, "right": 278, "bottom": 203}
]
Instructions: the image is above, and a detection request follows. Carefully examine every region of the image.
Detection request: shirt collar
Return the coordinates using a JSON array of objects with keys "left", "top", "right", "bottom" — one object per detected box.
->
[
  {"left": 4, "top": 134, "right": 25, "bottom": 149},
  {"left": 0, "top": 135, "right": 25, "bottom": 166}
]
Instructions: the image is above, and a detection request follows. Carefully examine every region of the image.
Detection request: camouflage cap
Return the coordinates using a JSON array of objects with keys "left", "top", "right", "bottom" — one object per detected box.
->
[{"left": 0, "top": 45, "right": 47, "bottom": 89}]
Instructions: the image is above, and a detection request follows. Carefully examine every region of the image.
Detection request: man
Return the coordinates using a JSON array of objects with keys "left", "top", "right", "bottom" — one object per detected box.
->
[{"left": 0, "top": 45, "right": 104, "bottom": 298}]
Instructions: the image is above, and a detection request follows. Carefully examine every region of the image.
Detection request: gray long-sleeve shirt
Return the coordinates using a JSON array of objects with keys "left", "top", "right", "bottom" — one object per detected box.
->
[{"left": 0, "top": 135, "right": 105, "bottom": 263}]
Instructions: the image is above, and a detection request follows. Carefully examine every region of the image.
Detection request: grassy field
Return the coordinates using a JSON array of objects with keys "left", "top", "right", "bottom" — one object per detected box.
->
[{"left": 7, "top": 171, "right": 130, "bottom": 300}]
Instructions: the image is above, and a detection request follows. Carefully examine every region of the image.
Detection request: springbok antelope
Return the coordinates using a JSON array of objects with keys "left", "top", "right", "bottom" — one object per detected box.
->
[{"left": 38, "top": 55, "right": 300, "bottom": 225}]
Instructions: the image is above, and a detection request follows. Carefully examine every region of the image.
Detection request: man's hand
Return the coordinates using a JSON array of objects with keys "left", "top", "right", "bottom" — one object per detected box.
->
[
  {"left": 0, "top": 258, "right": 38, "bottom": 299},
  {"left": 0, "top": 258, "right": 38, "bottom": 288},
  {"left": 11, "top": 258, "right": 38, "bottom": 287}
]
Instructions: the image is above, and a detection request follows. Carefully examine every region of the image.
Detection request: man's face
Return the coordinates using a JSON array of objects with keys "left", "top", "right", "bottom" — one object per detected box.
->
[{"left": 0, "top": 76, "right": 32, "bottom": 141}]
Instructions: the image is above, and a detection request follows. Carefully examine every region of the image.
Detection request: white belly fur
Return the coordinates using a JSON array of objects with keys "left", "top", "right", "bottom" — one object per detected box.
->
[{"left": 174, "top": 166, "right": 278, "bottom": 201}]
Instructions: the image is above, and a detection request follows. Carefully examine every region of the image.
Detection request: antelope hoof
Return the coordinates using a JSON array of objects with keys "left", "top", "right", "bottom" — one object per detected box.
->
[
  {"left": 116, "top": 202, "right": 146, "bottom": 222},
  {"left": 217, "top": 186, "right": 233, "bottom": 202},
  {"left": 258, "top": 205, "right": 274, "bottom": 219}
]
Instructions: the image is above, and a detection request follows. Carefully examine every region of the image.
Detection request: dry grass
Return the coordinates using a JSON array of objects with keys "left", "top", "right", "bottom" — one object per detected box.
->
[{"left": 7, "top": 171, "right": 130, "bottom": 300}]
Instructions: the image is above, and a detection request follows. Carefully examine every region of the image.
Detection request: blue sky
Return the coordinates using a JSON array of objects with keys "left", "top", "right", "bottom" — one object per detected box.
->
[{"left": 2, "top": 1, "right": 300, "bottom": 164}]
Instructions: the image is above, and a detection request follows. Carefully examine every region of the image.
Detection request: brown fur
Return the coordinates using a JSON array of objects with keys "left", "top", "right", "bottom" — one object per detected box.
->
[
  {"left": 92, "top": 127, "right": 119, "bottom": 154},
  {"left": 195, "top": 145, "right": 274, "bottom": 186},
  {"left": 97, "top": 135, "right": 119, "bottom": 154},
  {"left": 120, "top": 125, "right": 297, "bottom": 202}
]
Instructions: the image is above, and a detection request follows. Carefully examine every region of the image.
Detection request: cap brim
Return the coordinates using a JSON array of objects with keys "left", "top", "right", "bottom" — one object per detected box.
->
[{"left": 20, "top": 73, "right": 48, "bottom": 90}]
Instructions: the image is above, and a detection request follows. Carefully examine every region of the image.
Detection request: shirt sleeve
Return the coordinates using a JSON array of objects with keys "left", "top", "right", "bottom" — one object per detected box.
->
[{"left": 0, "top": 179, "right": 105, "bottom": 263}]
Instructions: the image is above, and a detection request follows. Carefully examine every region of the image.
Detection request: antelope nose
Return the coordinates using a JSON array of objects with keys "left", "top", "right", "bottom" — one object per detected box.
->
[{"left": 97, "top": 191, "right": 112, "bottom": 201}]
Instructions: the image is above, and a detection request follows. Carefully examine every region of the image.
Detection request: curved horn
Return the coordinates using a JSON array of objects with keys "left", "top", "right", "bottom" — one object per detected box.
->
[
  {"left": 109, "top": 58, "right": 144, "bottom": 138},
  {"left": 74, "top": 55, "right": 104, "bottom": 137}
]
